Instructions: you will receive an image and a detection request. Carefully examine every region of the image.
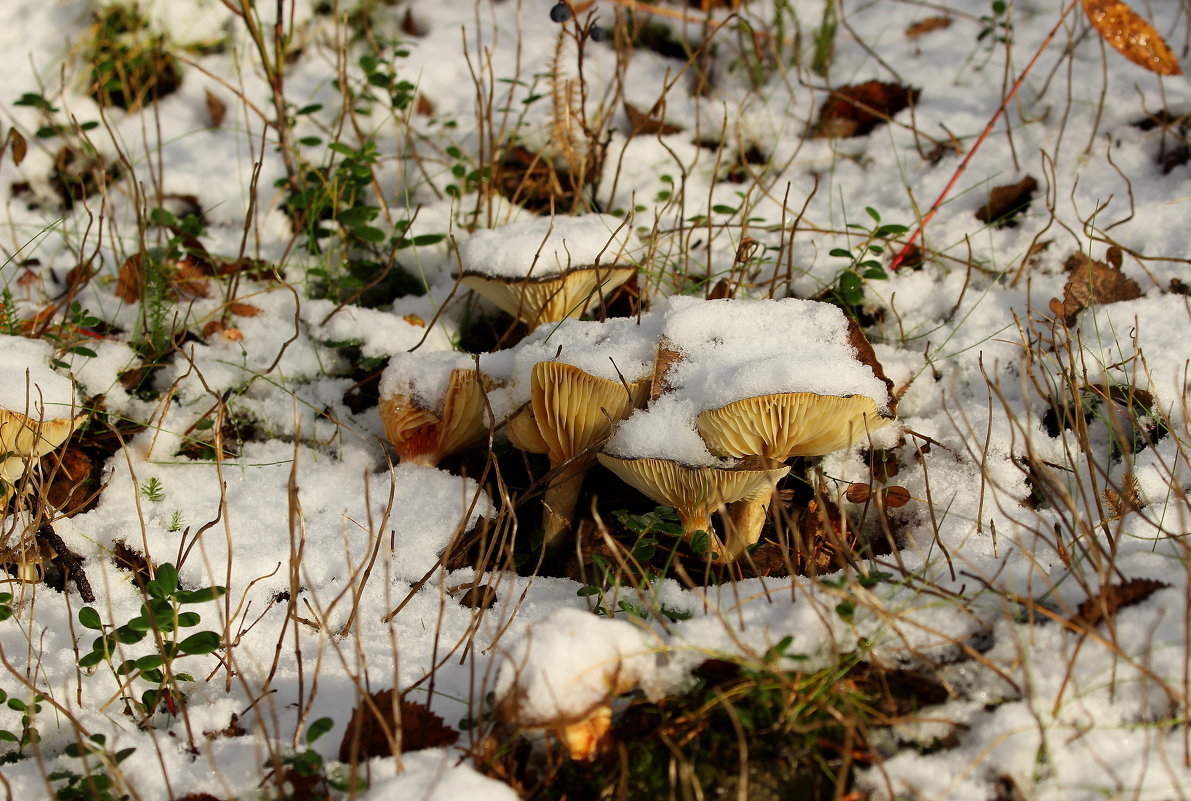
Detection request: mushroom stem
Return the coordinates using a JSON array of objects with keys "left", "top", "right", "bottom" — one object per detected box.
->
[
  {"left": 723, "top": 490, "right": 775, "bottom": 561},
  {"left": 541, "top": 457, "right": 594, "bottom": 550}
]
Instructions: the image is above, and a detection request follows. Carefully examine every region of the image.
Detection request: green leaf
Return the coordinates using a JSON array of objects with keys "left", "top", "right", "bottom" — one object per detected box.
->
[
  {"left": 295, "top": 103, "right": 323, "bottom": 115},
  {"left": 177, "top": 585, "right": 225, "bottom": 604},
  {"left": 135, "top": 655, "right": 164, "bottom": 671},
  {"left": 78, "top": 607, "right": 103, "bottom": 630},
  {"left": 175, "top": 612, "right": 201, "bottom": 628},
  {"left": 829, "top": 248, "right": 853, "bottom": 259},
  {"left": 865, "top": 206, "right": 881, "bottom": 223},
  {"left": 306, "top": 716, "right": 334, "bottom": 744},
  {"left": 711, "top": 204, "right": 738, "bottom": 215},
  {"left": 337, "top": 206, "right": 378, "bottom": 227},
  {"left": 354, "top": 225, "right": 387, "bottom": 243},
  {"left": 835, "top": 601, "right": 855, "bottom": 620},
  {"left": 299, "top": 136, "right": 322, "bottom": 146},
  {"left": 6, "top": 699, "right": 24, "bottom": 712},
  {"left": 77, "top": 651, "right": 104, "bottom": 669},
  {"left": 689, "top": 530, "right": 711, "bottom": 556},
  {"left": 576, "top": 586, "right": 602, "bottom": 597},
  {"left": 409, "top": 233, "right": 445, "bottom": 247},
  {"left": 177, "top": 631, "right": 221, "bottom": 655},
  {"left": 0, "top": 730, "right": 17, "bottom": 742}
]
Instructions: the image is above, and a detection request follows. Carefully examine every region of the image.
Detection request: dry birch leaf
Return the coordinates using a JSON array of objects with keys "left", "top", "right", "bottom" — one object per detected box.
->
[
  {"left": 204, "top": 90, "right": 226, "bottom": 128},
  {"left": 813, "top": 81, "right": 920, "bottom": 138},
  {"left": 1059, "top": 250, "right": 1142, "bottom": 326},
  {"left": 1073, "top": 577, "right": 1169, "bottom": 628},
  {"left": 228, "top": 302, "right": 262, "bottom": 317},
  {"left": 905, "top": 16, "right": 952, "bottom": 38},
  {"left": 8, "top": 127, "right": 27, "bottom": 166},
  {"left": 976, "top": 175, "right": 1037, "bottom": 228},
  {"left": 625, "top": 101, "right": 683, "bottom": 137},
  {"left": 1083, "top": 0, "right": 1181, "bottom": 76}
]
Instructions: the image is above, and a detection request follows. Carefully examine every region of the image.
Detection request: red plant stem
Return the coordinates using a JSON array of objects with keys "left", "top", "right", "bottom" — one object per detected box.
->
[{"left": 890, "top": 0, "right": 1080, "bottom": 271}]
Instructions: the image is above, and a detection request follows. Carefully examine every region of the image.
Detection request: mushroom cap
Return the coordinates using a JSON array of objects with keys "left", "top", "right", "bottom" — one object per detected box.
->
[
  {"left": 696, "top": 392, "right": 891, "bottom": 461},
  {"left": 378, "top": 368, "right": 494, "bottom": 465},
  {"left": 596, "top": 454, "right": 790, "bottom": 534},
  {"left": 530, "top": 361, "right": 649, "bottom": 465},
  {"left": 460, "top": 265, "right": 635, "bottom": 327},
  {"left": 0, "top": 409, "right": 86, "bottom": 458}
]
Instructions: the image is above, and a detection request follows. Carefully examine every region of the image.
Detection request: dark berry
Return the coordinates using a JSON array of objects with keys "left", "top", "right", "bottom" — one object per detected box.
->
[
  {"left": 549, "top": 3, "right": 571, "bottom": 23},
  {"left": 589, "top": 25, "right": 608, "bottom": 42}
]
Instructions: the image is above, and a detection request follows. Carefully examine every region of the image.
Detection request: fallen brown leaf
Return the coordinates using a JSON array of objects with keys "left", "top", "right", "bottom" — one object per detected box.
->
[
  {"left": 1073, "top": 577, "right": 1169, "bottom": 628},
  {"left": 1059, "top": 249, "right": 1142, "bottom": 326},
  {"left": 338, "top": 689, "right": 458, "bottom": 763},
  {"left": 625, "top": 101, "right": 683, "bottom": 137},
  {"left": 975, "top": 175, "right": 1037, "bottom": 228},
  {"left": 905, "top": 16, "right": 952, "bottom": 38},
  {"left": 7, "top": 127, "right": 27, "bottom": 166},
  {"left": 650, "top": 338, "right": 683, "bottom": 401},
  {"left": 813, "top": 81, "right": 920, "bottom": 139},
  {"left": 1083, "top": 0, "right": 1181, "bottom": 76},
  {"left": 205, "top": 89, "right": 226, "bottom": 128},
  {"left": 229, "top": 302, "right": 262, "bottom": 317}
]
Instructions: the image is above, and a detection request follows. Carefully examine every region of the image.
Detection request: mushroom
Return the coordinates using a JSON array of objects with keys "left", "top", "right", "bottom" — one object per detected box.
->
[
  {"left": 459, "top": 266, "right": 636, "bottom": 328},
  {"left": 378, "top": 367, "right": 497, "bottom": 467},
  {"left": 695, "top": 392, "right": 891, "bottom": 554},
  {"left": 595, "top": 454, "right": 790, "bottom": 561},
  {"left": 0, "top": 408, "right": 87, "bottom": 581},
  {"left": 516, "top": 361, "right": 649, "bottom": 548},
  {"left": 456, "top": 214, "right": 637, "bottom": 328},
  {"left": 494, "top": 608, "right": 654, "bottom": 761},
  {"left": 696, "top": 392, "right": 891, "bottom": 460},
  {"left": 0, "top": 409, "right": 86, "bottom": 498}
]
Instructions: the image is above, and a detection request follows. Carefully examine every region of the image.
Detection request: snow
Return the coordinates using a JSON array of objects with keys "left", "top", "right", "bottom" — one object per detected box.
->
[
  {"left": 457, "top": 214, "right": 635, "bottom": 279},
  {"left": 0, "top": 0, "right": 1190, "bottom": 798},
  {"left": 0, "top": 335, "right": 77, "bottom": 419}
]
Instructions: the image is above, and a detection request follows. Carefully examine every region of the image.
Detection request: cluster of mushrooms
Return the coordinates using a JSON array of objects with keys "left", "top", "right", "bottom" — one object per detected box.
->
[{"left": 379, "top": 215, "right": 896, "bottom": 563}]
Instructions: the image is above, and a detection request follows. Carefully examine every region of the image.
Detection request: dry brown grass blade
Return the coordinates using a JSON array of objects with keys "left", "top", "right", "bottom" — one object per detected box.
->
[{"left": 1083, "top": 0, "right": 1182, "bottom": 75}]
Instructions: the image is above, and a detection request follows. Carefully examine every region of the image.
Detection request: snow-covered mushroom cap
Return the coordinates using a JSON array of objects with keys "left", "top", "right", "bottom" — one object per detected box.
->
[
  {"left": 655, "top": 296, "right": 893, "bottom": 415},
  {"left": 482, "top": 313, "right": 664, "bottom": 423},
  {"left": 495, "top": 608, "right": 657, "bottom": 760},
  {"left": 456, "top": 214, "right": 637, "bottom": 326},
  {"left": 378, "top": 351, "right": 497, "bottom": 466}
]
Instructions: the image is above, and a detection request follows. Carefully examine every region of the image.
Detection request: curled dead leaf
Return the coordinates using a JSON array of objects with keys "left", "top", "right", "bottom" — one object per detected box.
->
[
  {"left": 403, "top": 313, "right": 425, "bottom": 327},
  {"left": 1083, "top": 0, "right": 1181, "bottom": 76},
  {"left": 650, "top": 338, "right": 683, "bottom": 401}
]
